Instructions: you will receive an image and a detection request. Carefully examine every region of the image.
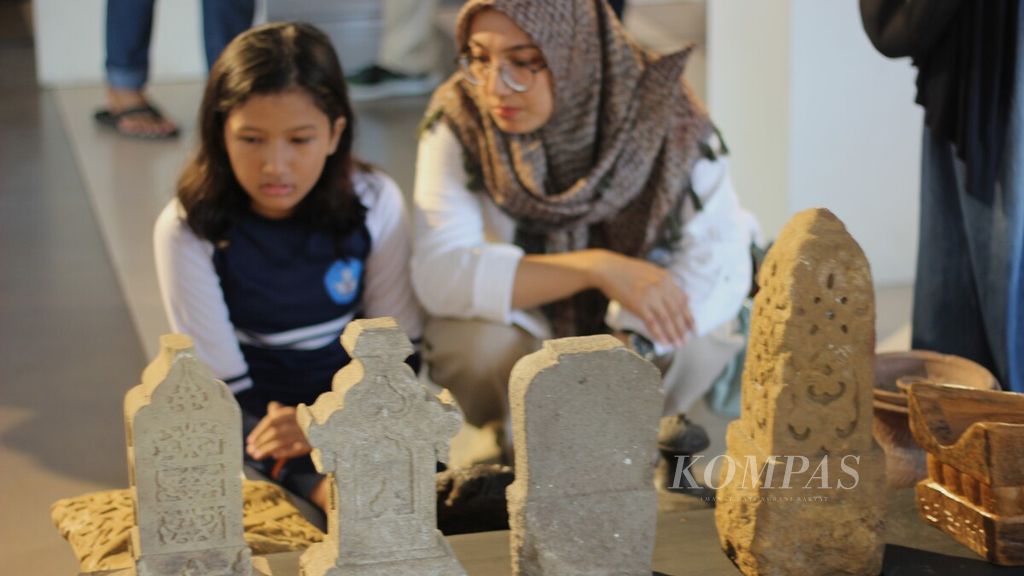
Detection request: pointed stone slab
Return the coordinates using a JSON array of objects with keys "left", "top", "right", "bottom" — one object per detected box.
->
[
  {"left": 296, "top": 317, "right": 466, "bottom": 576},
  {"left": 507, "top": 335, "right": 663, "bottom": 576},
  {"left": 124, "top": 334, "right": 253, "bottom": 575},
  {"left": 715, "top": 208, "right": 885, "bottom": 576}
]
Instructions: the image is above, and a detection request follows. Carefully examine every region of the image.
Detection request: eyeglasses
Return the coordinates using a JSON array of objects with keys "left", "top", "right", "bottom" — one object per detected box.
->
[{"left": 458, "top": 53, "right": 547, "bottom": 93}]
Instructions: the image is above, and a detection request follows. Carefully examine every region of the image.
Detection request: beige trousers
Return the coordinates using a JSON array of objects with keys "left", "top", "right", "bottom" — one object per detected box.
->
[
  {"left": 423, "top": 317, "right": 745, "bottom": 428},
  {"left": 423, "top": 317, "right": 541, "bottom": 428}
]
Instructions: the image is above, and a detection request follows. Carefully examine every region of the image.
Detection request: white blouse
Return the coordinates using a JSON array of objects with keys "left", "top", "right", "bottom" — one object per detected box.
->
[{"left": 411, "top": 123, "right": 756, "bottom": 353}]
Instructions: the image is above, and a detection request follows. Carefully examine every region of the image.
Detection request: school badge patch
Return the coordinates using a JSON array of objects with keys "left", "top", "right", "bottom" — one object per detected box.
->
[{"left": 324, "top": 258, "right": 362, "bottom": 305}]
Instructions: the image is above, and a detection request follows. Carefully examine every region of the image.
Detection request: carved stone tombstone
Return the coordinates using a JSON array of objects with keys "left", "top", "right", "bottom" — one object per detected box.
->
[
  {"left": 506, "top": 335, "right": 663, "bottom": 576},
  {"left": 715, "top": 209, "right": 886, "bottom": 576},
  {"left": 296, "top": 317, "right": 465, "bottom": 576},
  {"left": 124, "top": 334, "right": 252, "bottom": 575}
]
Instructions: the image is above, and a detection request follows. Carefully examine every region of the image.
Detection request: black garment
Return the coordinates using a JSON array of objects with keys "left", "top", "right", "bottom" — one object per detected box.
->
[
  {"left": 607, "top": 0, "right": 626, "bottom": 20},
  {"left": 860, "top": 0, "right": 1019, "bottom": 203}
]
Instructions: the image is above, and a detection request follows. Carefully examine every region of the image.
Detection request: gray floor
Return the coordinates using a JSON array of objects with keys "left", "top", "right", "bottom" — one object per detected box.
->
[
  {"left": 0, "top": 2, "right": 913, "bottom": 574},
  {"left": 0, "top": 3, "right": 143, "bottom": 574}
]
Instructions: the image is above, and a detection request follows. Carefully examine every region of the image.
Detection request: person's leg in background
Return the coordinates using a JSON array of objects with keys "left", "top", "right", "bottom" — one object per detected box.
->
[
  {"left": 100, "top": 0, "right": 179, "bottom": 138},
  {"left": 911, "top": 127, "right": 1000, "bottom": 379},
  {"left": 910, "top": 4, "right": 1024, "bottom": 393},
  {"left": 657, "top": 321, "right": 745, "bottom": 457},
  {"left": 201, "top": 0, "right": 255, "bottom": 70},
  {"left": 347, "top": 0, "right": 442, "bottom": 101},
  {"left": 1004, "top": 4, "right": 1024, "bottom": 393},
  {"left": 423, "top": 317, "right": 541, "bottom": 464}
]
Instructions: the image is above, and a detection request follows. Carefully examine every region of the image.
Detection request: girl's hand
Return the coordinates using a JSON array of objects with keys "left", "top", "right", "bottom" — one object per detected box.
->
[
  {"left": 246, "top": 401, "right": 312, "bottom": 461},
  {"left": 590, "top": 249, "right": 694, "bottom": 346}
]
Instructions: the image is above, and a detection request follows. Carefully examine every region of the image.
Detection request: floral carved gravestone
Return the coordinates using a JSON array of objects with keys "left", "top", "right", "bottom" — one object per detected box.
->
[
  {"left": 124, "top": 334, "right": 253, "bottom": 575},
  {"left": 297, "top": 318, "right": 466, "bottom": 576}
]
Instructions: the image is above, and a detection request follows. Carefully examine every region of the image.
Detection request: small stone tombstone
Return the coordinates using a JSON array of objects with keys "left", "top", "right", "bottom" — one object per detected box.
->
[
  {"left": 296, "top": 317, "right": 465, "bottom": 576},
  {"left": 506, "top": 335, "right": 663, "bottom": 576},
  {"left": 714, "top": 208, "right": 885, "bottom": 576},
  {"left": 124, "top": 334, "right": 252, "bottom": 575}
]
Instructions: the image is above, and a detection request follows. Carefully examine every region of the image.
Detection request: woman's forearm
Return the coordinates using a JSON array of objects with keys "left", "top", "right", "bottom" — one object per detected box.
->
[
  {"left": 510, "top": 250, "right": 602, "bottom": 310},
  {"left": 512, "top": 248, "right": 693, "bottom": 345}
]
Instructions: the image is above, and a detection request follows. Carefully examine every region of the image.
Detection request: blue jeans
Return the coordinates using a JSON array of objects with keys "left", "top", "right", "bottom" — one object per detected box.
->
[
  {"left": 912, "top": 6, "right": 1024, "bottom": 393},
  {"left": 913, "top": 126, "right": 1024, "bottom": 392},
  {"left": 1006, "top": 5, "right": 1024, "bottom": 393},
  {"left": 913, "top": 128, "right": 1003, "bottom": 381},
  {"left": 105, "top": 0, "right": 254, "bottom": 90}
]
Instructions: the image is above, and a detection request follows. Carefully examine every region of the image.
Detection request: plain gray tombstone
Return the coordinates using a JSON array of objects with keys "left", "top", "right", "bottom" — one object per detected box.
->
[{"left": 507, "top": 335, "right": 663, "bottom": 576}]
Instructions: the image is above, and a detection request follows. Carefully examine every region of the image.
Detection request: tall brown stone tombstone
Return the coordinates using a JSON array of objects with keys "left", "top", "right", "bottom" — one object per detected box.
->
[
  {"left": 296, "top": 317, "right": 465, "bottom": 576},
  {"left": 507, "top": 335, "right": 663, "bottom": 576},
  {"left": 715, "top": 208, "right": 886, "bottom": 576},
  {"left": 124, "top": 334, "right": 253, "bottom": 575}
]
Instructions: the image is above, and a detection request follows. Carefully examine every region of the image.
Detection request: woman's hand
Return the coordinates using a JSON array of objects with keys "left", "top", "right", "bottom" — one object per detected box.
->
[
  {"left": 246, "top": 401, "right": 312, "bottom": 461},
  {"left": 590, "top": 250, "right": 694, "bottom": 346},
  {"left": 511, "top": 248, "right": 694, "bottom": 345}
]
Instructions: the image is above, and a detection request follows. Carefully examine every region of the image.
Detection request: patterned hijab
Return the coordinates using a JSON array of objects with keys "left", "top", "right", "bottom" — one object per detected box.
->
[{"left": 426, "top": 0, "right": 711, "bottom": 336}]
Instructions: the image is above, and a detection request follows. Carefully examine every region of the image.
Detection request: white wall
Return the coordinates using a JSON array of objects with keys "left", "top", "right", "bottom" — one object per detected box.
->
[
  {"left": 708, "top": 0, "right": 922, "bottom": 285},
  {"left": 789, "top": 0, "right": 922, "bottom": 285},
  {"left": 34, "top": 0, "right": 207, "bottom": 87},
  {"left": 707, "top": 0, "right": 793, "bottom": 240}
]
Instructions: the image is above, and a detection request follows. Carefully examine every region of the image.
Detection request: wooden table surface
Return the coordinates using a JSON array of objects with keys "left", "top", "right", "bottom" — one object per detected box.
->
[
  {"left": 446, "top": 488, "right": 1020, "bottom": 576},
  {"left": 85, "top": 488, "right": 1021, "bottom": 576}
]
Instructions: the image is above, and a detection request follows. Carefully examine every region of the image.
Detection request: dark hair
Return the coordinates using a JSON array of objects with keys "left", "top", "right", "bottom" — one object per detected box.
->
[{"left": 177, "top": 22, "right": 366, "bottom": 242}]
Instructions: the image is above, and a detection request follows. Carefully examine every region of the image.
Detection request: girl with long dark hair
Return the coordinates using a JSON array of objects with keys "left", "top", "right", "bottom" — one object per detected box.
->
[{"left": 154, "top": 22, "right": 421, "bottom": 508}]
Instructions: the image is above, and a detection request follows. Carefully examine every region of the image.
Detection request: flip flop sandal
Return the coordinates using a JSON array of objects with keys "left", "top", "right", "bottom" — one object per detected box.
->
[{"left": 94, "top": 103, "right": 180, "bottom": 140}]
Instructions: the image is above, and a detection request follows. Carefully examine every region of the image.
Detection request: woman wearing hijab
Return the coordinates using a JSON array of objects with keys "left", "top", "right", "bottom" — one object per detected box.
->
[{"left": 412, "top": 0, "right": 756, "bottom": 459}]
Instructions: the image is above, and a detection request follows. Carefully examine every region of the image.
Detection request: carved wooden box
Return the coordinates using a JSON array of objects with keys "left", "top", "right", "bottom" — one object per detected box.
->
[{"left": 907, "top": 382, "right": 1024, "bottom": 566}]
